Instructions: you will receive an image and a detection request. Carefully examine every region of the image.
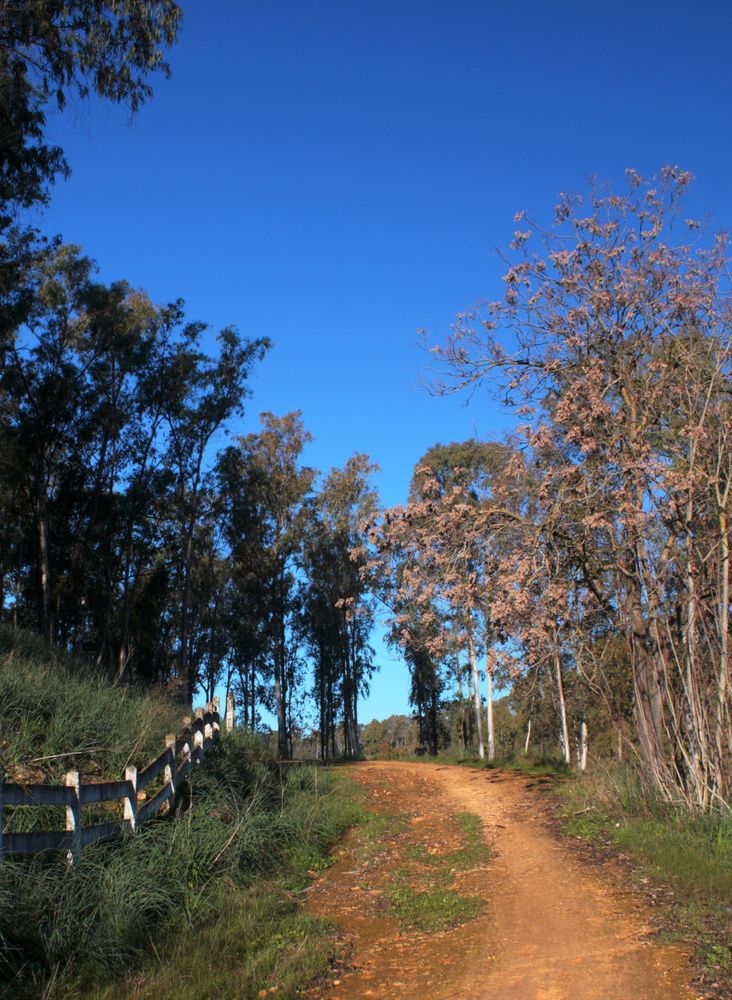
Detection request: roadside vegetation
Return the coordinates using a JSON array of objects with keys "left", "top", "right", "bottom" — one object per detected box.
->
[
  {"left": 0, "top": 627, "right": 181, "bottom": 785},
  {"left": 558, "top": 763, "right": 731, "bottom": 995},
  {"left": 0, "top": 631, "right": 363, "bottom": 1000}
]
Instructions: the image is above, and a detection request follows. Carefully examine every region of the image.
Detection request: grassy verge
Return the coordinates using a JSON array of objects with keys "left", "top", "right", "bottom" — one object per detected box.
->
[
  {"left": 0, "top": 626, "right": 181, "bottom": 784},
  {"left": 0, "top": 630, "right": 366, "bottom": 999},
  {"left": 558, "top": 763, "right": 731, "bottom": 996},
  {"left": 0, "top": 735, "right": 364, "bottom": 999}
]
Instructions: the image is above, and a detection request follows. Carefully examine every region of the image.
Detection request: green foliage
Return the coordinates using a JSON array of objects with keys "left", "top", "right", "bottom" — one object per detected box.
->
[
  {"left": 361, "top": 714, "right": 420, "bottom": 758},
  {"left": 0, "top": 734, "right": 362, "bottom": 998},
  {"left": 0, "top": 0, "right": 182, "bottom": 218}
]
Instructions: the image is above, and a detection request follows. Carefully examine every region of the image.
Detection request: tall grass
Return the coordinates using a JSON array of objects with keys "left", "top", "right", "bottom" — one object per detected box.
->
[
  {"left": 0, "top": 631, "right": 363, "bottom": 998},
  {"left": 560, "top": 762, "right": 731, "bottom": 900},
  {"left": 0, "top": 627, "right": 181, "bottom": 782},
  {"left": 0, "top": 732, "right": 362, "bottom": 998}
]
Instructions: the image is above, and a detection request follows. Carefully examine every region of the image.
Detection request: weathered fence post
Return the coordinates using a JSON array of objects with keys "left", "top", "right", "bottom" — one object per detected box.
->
[
  {"left": 212, "top": 696, "right": 220, "bottom": 741},
  {"left": 0, "top": 769, "right": 4, "bottom": 864},
  {"left": 182, "top": 717, "right": 191, "bottom": 763},
  {"left": 164, "top": 734, "right": 176, "bottom": 812},
  {"left": 124, "top": 764, "right": 138, "bottom": 833},
  {"left": 225, "top": 691, "right": 235, "bottom": 732},
  {"left": 204, "top": 702, "right": 213, "bottom": 748},
  {"left": 193, "top": 707, "right": 204, "bottom": 763},
  {"left": 65, "top": 770, "right": 81, "bottom": 863}
]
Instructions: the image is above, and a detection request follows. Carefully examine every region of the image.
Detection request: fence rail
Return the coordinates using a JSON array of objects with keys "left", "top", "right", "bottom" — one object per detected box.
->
[{"left": 0, "top": 691, "right": 235, "bottom": 862}]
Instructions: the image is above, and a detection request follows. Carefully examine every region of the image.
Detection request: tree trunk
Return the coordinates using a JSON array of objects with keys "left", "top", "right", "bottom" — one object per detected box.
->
[
  {"left": 579, "top": 717, "right": 588, "bottom": 771},
  {"left": 467, "top": 628, "right": 485, "bottom": 760},
  {"left": 275, "top": 575, "right": 289, "bottom": 758},
  {"left": 553, "top": 641, "right": 570, "bottom": 765},
  {"left": 179, "top": 515, "right": 196, "bottom": 704},
  {"left": 716, "top": 510, "right": 730, "bottom": 790},
  {"left": 485, "top": 646, "right": 496, "bottom": 763},
  {"left": 36, "top": 492, "right": 52, "bottom": 646},
  {"left": 456, "top": 655, "right": 467, "bottom": 752},
  {"left": 427, "top": 688, "right": 436, "bottom": 755}
]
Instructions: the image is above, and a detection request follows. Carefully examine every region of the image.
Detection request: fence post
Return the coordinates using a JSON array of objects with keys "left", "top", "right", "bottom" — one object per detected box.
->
[
  {"left": 212, "top": 696, "right": 220, "bottom": 741},
  {"left": 0, "top": 769, "right": 4, "bottom": 864},
  {"left": 65, "top": 770, "right": 81, "bottom": 864},
  {"left": 226, "top": 691, "right": 235, "bottom": 732},
  {"left": 204, "top": 702, "right": 213, "bottom": 749},
  {"left": 164, "top": 734, "right": 176, "bottom": 813},
  {"left": 193, "top": 707, "right": 204, "bottom": 763},
  {"left": 124, "top": 765, "right": 138, "bottom": 833},
  {"left": 182, "top": 717, "right": 191, "bottom": 772}
]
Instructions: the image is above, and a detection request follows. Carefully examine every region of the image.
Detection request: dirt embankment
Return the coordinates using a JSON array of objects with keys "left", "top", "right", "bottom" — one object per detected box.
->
[{"left": 307, "top": 761, "right": 700, "bottom": 1000}]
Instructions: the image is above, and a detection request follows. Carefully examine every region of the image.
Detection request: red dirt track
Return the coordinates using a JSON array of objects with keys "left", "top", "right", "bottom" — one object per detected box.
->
[{"left": 308, "top": 762, "right": 699, "bottom": 1000}]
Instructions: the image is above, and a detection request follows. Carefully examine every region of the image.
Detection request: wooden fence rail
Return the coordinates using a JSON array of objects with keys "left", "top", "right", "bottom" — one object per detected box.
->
[{"left": 0, "top": 691, "right": 236, "bottom": 863}]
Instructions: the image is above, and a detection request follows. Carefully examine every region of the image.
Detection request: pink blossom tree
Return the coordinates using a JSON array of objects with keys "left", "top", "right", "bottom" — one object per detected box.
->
[{"left": 426, "top": 167, "right": 731, "bottom": 810}]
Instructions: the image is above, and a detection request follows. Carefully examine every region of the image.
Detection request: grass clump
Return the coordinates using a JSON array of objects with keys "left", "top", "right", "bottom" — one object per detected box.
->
[
  {"left": 386, "top": 884, "right": 483, "bottom": 932},
  {"left": 384, "top": 810, "right": 488, "bottom": 933},
  {"left": 405, "top": 812, "right": 489, "bottom": 873},
  {"left": 0, "top": 626, "right": 181, "bottom": 783},
  {"left": 89, "top": 889, "right": 339, "bottom": 1000}
]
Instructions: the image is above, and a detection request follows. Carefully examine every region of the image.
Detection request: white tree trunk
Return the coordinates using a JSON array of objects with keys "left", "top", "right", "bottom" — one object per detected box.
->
[
  {"left": 524, "top": 717, "right": 532, "bottom": 755},
  {"left": 467, "top": 628, "right": 485, "bottom": 760},
  {"left": 486, "top": 647, "right": 495, "bottom": 763},
  {"left": 579, "top": 717, "right": 588, "bottom": 771},
  {"left": 553, "top": 642, "right": 571, "bottom": 765}
]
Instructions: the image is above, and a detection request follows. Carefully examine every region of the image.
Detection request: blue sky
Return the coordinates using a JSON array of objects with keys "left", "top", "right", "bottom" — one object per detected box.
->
[{"left": 38, "top": 0, "right": 732, "bottom": 722}]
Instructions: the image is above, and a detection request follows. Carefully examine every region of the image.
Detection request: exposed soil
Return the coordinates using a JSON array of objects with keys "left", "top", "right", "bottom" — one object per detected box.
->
[{"left": 306, "top": 761, "right": 701, "bottom": 1000}]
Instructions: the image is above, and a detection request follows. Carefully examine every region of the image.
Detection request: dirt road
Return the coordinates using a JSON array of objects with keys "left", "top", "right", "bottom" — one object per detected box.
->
[{"left": 307, "top": 761, "right": 699, "bottom": 1000}]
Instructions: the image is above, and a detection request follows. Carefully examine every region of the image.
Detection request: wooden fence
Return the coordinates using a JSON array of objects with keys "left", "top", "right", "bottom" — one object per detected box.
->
[{"left": 0, "top": 692, "right": 236, "bottom": 863}]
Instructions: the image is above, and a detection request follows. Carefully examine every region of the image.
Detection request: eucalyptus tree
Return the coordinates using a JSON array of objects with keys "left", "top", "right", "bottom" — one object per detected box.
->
[
  {"left": 0, "top": 2, "right": 182, "bottom": 350},
  {"left": 0, "top": 0, "right": 181, "bottom": 223},
  {"left": 217, "top": 411, "right": 314, "bottom": 757},
  {"left": 302, "top": 453, "right": 378, "bottom": 759},
  {"left": 157, "top": 325, "right": 269, "bottom": 701}
]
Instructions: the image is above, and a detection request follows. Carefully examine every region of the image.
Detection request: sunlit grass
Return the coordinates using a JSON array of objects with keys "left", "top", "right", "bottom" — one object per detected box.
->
[
  {"left": 384, "top": 810, "right": 489, "bottom": 933},
  {"left": 560, "top": 762, "right": 731, "bottom": 991},
  {"left": 386, "top": 883, "right": 483, "bottom": 932},
  {"left": 0, "top": 638, "right": 364, "bottom": 1000}
]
